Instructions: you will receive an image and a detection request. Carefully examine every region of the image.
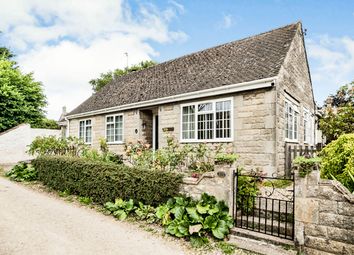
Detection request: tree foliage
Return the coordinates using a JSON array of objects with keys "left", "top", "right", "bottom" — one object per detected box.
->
[
  {"left": 89, "top": 60, "right": 156, "bottom": 92},
  {"left": 0, "top": 47, "right": 14, "bottom": 60},
  {"left": 0, "top": 58, "right": 47, "bottom": 132},
  {"left": 319, "top": 82, "right": 354, "bottom": 143}
]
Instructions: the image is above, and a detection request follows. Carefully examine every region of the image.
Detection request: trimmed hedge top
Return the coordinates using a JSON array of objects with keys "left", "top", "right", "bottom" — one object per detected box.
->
[{"left": 33, "top": 156, "right": 183, "bottom": 205}]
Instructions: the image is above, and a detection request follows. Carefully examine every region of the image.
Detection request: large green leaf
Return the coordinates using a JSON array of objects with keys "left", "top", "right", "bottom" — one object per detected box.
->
[
  {"left": 125, "top": 199, "right": 135, "bottom": 211},
  {"left": 211, "top": 220, "right": 229, "bottom": 239},
  {"left": 203, "top": 215, "right": 217, "bottom": 229},
  {"left": 196, "top": 203, "right": 210, "bottom": 214},
  {"left": 113, "top": 210, "right": 128, "bottom": 220},
  {"left": 186, "top": 207, "right": 203, "bottom": 223},
  {"left": 104, "top": 202, "right": 118, "bottom": 212},
  {"left": 171, "top": 206, "right": 185, "bottom": 220},
  {"left": 156, "top": 205, "right": 169, "bottom": 219},
  {"left": 114, "top": 198, "right": 126, "bottom": 208},
  {"left": 208, "top": 205, "right": 220, "bottom": 215}
]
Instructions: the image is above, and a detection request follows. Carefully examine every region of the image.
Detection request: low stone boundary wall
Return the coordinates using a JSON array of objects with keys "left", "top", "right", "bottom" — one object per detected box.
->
[
  {"left": 180, "top": 164, "right": 233, "bottom": 208},
  {"left": 295, "top": 170, "right": 354, "bottom": 255}
]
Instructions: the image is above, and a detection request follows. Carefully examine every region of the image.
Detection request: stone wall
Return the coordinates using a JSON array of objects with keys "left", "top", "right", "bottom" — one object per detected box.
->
[
  {"left": 294, "top": 170, "right": 354, "bottom": 255},
  {"left": 0, "top": 124, "right": 60, "bottom": 165},
  {"left": 276, "top": 24, "right": 315, "bottom": 175},
  {"left": 68, "top": 90, "right": 279, "bottom": 175},
  {"left": 180, "top": 164, "right": 234, "bottom": 209}
]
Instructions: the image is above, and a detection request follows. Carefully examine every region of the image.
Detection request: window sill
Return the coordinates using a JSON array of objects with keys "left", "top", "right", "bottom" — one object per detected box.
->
[
  {"left": 107, "top": 142, "right": 125, "bottom": 145},
  {"left": 285, "top": 139, "right": 298, "bottom": 143},
  {"left": 180, "top": 139, "right": 233, "bottom": 143}
]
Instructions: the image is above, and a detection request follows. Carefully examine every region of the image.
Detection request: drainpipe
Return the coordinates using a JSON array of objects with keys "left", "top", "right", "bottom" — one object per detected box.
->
[{"left": 64, "top": 117, "right": 70, "bottom": 138}]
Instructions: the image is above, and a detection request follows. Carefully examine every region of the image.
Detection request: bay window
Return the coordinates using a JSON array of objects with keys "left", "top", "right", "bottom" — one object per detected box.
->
[
  {"left": 79, "top": 119, "right": 92, "bottom": 144},
  {"left": 181, "top": 98, "right": 232, "bottom": 142},
  {"left": 106, "top": 114, "right": 123, "bottom": 143}
]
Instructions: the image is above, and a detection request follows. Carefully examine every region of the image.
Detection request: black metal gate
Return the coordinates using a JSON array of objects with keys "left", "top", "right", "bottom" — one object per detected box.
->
[{"left": 232, "top": 170, "right": 295, "bottom": 240}]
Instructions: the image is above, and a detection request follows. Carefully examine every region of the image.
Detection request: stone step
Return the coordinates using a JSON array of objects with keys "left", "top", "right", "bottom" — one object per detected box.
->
[
  {"left": 229, "top": 230, "right": 296, "bottom": 255},
  {"left": 235, "top": 215, "right": 294, "bottom": 237}
]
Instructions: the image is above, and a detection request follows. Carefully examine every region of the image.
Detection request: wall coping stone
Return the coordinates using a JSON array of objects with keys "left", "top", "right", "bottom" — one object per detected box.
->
[{"left": 182, "top": 172, "right": 216, "bottom": 185}]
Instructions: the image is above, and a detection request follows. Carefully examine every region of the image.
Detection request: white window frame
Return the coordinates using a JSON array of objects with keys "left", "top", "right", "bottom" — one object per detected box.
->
[
  {"left": 303, "top": 108, "right": 314, "bottom": 145},
  {"left": 78, "top": 119, "right": 92, "bottom": 144},
  {"left": 105, "top": 114, "right": 124, "bottom": 144},
  {"left": 285, "top": 98, "right": 299, "bottom": 143},
  {"left": 180, "top": 97, "right": 233, "bottom": 143}
]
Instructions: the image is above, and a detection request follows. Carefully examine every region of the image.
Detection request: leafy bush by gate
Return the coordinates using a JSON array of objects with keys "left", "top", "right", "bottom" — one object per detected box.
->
[
  {"left": 32, "top": 156, "right": 183, "bottom": 205},
  {"left": 320, "top": 133, "right": 354, "bottom": 192}
]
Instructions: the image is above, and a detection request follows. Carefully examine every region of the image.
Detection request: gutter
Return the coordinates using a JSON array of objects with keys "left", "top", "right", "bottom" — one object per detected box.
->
[{"left": 67, "top": 76, "right": 277, "bottom": 119}]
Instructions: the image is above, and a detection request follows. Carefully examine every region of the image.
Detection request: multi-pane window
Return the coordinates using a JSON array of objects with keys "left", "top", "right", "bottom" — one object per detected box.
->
[
  {"left": 182, "top": 106, "right": 195, "bottom": 139},
  {"left": 216, "top": 101, "right": 231, "bottom": 139},
  {"left": 197, "top": 103, "right": 214, "bottom": 139},
  {"left": 79, "top": 119, "right": 92, "bottom": 144},
  {"left": 106, "top": 115, "right": 123, "bottom": 143},
  {"left": 285, "top": 100, "right": 299, "bottom": 140},
  {"left": 181, "top": 99, "right": 232, "bottom": 141},
  {"left": 303, "top": 108, "right": 314, "bottom": 144}
]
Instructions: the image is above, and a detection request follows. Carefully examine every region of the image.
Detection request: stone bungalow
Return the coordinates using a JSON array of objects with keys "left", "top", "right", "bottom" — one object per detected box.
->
[{"left": 63, "top": 22, "right": 315, "bottom": 176}]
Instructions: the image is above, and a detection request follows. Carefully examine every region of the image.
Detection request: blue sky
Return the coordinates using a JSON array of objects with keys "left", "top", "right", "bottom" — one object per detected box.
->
[{"left": 1, "top": 0, "right": 353, "bottom": 118}]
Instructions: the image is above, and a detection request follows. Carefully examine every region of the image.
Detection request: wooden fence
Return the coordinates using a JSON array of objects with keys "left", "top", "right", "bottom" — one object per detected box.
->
[{"left": 284, "top": 143, "right": 323, "bottom": 177}]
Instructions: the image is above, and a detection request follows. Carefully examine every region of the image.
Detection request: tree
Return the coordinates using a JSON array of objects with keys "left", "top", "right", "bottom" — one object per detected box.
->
[
  {"left": 319, "top": 82, "right": 354, "bottom": 143},
  {"left": 0, "top": 57, "right": 47, "bottom": 132},
  {"left": 89, "top": 60, "right": 156, "bottom": 92}
]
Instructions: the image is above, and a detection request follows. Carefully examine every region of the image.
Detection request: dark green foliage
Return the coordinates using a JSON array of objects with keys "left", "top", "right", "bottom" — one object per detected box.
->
[
  {"left": 216, "top": 242, "right": 236, "bottom": 254},
  {"left": 190, "top": 236, "right": 209, "bottom": 248},
  {"left": 320, "top": 82, "right": 354, "bottom": 143},
  {"left": 78, "top": 196, "right": 92, "bottom": 205},
  {"left": 0, "top": 58, "right": 47, "bottom": 132},
  {"left": 134, "top": 202, "right": 157, "bottom": 223},
  {"left": 319, "top": 106, "right": 354, "bottom": 143},
  {"left": 156, "top": 193, "right": 233, "bottom": 240},
  {"left": 319, "top": 133, "right": 354, "bottom": 192},
  {"left": 90, "top": 60, "right": 156, "bottom": 92},
  {"left": 0, "top": 47, "right": 14, "bottom": 59},
  {"left": 31, "top": 118, "right": 60, "bottom": 129},
  {"left": 5, "top": 162, "right": 37, "bottom": 182},
  {"left": 236, "top": 170, "right": 260, "bottom": 214},
  {"left": 105, "top": 198, "right": 136, "bottom": 220},
  {"left": 293, "top": 156, "right": 321, "bottom": 177},
  {"left": 32, "top": 156, "right": 183, "bottom": 205}
]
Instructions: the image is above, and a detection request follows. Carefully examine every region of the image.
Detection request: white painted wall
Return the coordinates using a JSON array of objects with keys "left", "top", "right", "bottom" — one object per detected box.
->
[{"left": 0, "top": 124, "right": 60, "bottom": 165}]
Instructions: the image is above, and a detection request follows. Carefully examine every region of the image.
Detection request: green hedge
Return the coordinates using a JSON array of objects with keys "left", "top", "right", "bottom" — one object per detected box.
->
[{"left": 33, "top": 156, "right": 183, "bottom": 205}]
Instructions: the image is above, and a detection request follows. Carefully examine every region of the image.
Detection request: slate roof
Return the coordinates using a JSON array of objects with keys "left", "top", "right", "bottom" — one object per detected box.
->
[{"left": 68, "top": 22, "right": 300, "bottom": 116}]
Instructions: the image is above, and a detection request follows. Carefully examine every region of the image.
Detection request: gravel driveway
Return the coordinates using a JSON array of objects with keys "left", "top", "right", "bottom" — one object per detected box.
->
[{"left": 0, "top": 177, "right": 188, "bottom": 255}]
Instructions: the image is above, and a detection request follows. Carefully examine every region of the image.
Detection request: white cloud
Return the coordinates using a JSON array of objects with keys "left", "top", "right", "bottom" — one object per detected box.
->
[
  {"left": 0, "top": 0, "right": 187, "bottom": 118},
  {"left": 218, "top": 14, "right": 233, "bottom": 29},
  {"left": 306, "top": 35, "right": 354, "bottom": 105}
]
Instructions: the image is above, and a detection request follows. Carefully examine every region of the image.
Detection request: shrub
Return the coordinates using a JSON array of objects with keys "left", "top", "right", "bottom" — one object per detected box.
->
[
  {"left": 32, "top": 156, "right": 183, "bottom": 205},
  {"left": 5, "top": 162, "right": 37, "bottom": 182},
  {"left": 236, "top": 169, "right": 260, "bottom": 214},
  {"left": 293, "top": 156, "right": 322, "bottom": 177},
  {"left": 125, "top": 136, "right": 237, "bottom": 172},
  {"left": 28, "top": 136, "right": 88, "bottom": 156},
  {"left": 320, "top": 133, "right": 354, "bottom": 192},
  {"left": 215, "top": 153, "right": 239, "bottom": 165},
  {"left": 156, "top": 193, "right": 233, "bottom": 240}
]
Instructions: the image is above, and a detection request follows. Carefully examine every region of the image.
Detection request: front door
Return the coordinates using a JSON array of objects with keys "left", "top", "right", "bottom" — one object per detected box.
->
[{"left": 153, "top": 115, "right": 159, "bottom": 150}]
